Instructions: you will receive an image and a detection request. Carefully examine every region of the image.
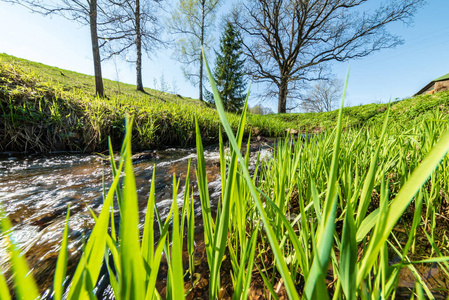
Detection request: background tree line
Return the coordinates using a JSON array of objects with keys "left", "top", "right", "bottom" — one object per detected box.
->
[{"left": 4, "top": 0, "right": 426, "bottom": 113}]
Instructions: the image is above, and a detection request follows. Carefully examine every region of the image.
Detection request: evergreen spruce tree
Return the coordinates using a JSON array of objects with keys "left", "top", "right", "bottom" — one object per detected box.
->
[{"left": 212, "top": 22, "right": 246, "bottom": 112}]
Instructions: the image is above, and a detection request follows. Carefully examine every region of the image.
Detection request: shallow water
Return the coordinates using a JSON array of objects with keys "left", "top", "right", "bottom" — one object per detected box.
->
[
  {"left": 0, "top": 141, "right": 273, "bottom": 296},
  {"left": 0, "top": 146, "right": 217, "bottom": 293},
  {"left": 3, "top": 139, "right": 444, "bottom": 298}
]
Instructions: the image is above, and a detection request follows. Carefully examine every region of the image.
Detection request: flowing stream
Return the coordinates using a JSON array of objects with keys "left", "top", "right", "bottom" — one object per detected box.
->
[
  {"left": 1, "top": 140, "right": 447, "bottom": 298},
  {"left": 0, "top": 141, "right": 273, "bottom": 297}
]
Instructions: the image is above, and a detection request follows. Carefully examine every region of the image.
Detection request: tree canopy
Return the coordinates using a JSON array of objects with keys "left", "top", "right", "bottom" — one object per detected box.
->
[{"left": 232, "top": 0, "right": 425, "bottom": 113}]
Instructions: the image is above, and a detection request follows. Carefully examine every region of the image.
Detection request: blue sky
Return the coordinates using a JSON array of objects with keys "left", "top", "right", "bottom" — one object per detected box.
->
[{"left": 1, "top": 0, "right": 448, "bottom": 112}]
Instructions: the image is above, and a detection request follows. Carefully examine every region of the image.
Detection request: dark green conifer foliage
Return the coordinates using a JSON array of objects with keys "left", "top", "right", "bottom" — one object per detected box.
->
[{"left": 212, "top": 22, "right": 246, "bottom": 112}]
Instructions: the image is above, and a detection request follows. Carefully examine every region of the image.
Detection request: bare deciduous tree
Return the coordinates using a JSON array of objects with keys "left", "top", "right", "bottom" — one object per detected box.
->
[
  {"left": 249, "top": 104, "right": 274, "bottom": 115},
  {"left": 232, "top": 0, "right": 426, "bottom": 113},
  {"left": 302, "top": 79, "right": 343, "bottom": 113},
  {"left": 100, "top": 0, "right": 164, "bottom": 92},
  {"left": 6, "top": 0, "right": 106, "bottom": 97},
  {"left": 169, "top": 0, "right": 221, "bottom": 101}
]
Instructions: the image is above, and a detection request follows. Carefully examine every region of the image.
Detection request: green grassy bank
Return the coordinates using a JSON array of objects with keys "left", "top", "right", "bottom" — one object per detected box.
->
[
  {"left": 0, "top": 54, "right": 294, "bottom": 153},
  {"left": 2, "top": 53, "right": 449, "bottom": 153},
  {"left": 268, "top": 91, "right": 449, "bottom": 133}
]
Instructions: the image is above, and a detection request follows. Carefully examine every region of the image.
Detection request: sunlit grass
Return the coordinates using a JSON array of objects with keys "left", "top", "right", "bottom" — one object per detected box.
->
[
  {"left": 0, "top": 53, "right": 296, "bottom": 153},
  {"left": 1, "top": 52, "right": 449, "bottom": 299}
]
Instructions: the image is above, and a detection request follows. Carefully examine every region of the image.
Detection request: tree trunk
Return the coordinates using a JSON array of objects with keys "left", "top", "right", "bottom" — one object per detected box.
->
[
  {"left": 89, "top": 0, "right": 104, "bottom": 97},
  {"left": 278, "top": 78, "right": 288, "bottom": 113},
  {"left": 135, "top": 0, "right": 144, "bottom": 92},
  {"left": 199, "top": 0, "right": 205, "bottom": 102}
]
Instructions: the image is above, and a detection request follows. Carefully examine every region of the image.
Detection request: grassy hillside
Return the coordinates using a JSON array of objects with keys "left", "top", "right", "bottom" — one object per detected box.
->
[
  {"left": 1, "top": 52, "right": 449, "bottom": 153},
  {"left": 0, "top": 53, "right": 294, "bottom": 153},
  {"left": 269, "top": 91, "right": 449, "bottom": 132}
]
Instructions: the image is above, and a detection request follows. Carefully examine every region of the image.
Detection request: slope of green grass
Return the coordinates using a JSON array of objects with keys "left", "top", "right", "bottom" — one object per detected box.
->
[
  {"left": 0, "top": 53, "right": 295, "bottom": 152},
  {"left": 268, "top": 91, "right": 449, "bottom": 132},
  {"left": 0, "top": 53, "right": 200, "bottom": 104},
  {"left": 1, "top": 52, "right": 449, "bottom": 153}
]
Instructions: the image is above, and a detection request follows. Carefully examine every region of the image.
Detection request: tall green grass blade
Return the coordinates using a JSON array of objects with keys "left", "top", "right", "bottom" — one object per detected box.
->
[
  {"left": 219, "top": 129, "right": 226, "bottom": 199},
  {"left": 119, "top": 115, "right": 146, "bottom": 299},
  {"left": 68, "top": 142, "right": 125, "bottom": 299},
  {"left": 357, "top": 176, "right": 389, "bottom": 286},
  {"left": 104, "top": 250, "right": 120, "bottom": 300},
  {"left": 180, "top": 160, "right": 191, "bottom": 239},
  {"left": 355, "top": 209, "right": 379, "bottom": 243},
  {"left": 340, "top": 201, "right": 357, "bottom": 300},
  {"left": 83, "top": 260, "right": 98, "bottom": 300},
  {"left": 241, "top": 223, "right": 260, "bottom": 299},
  {"left": 145, "top": 204, "right": 173, "bottom": 300},
  {"left": 105, "top": 234, "right": 121, "bottom": 276},
  {"left": 203, "top": 46, "right": 300, "bottom": 300},
  {"left": 0, "top": 269, "right": 11, "bottom": 300},
  {"left": 195, "top": 117, "right": 214, "bottom": 269},
  {"left": 170, "top": 176, "right": 185, "bottom": 299},
  {"left": 187, "top": 192, "right": 195, "bottom": 279},
  {"left": 403, "top": 190, "right": 423, "bottom": 256},
  {"left": 416, "top": 283, "right": 424, "bottom": 300},
  {"left": 355, "top": 104, "right": 390, "bottom": 227},
  {"left": 142, "top": 167, "right": 156, "bottom": 271},
  {"left": 108, "top": 136, "right": 123, "bottom": 211},
  {"left": 110, "top": 204, "right": 117, "bottom": 245},
  {"left": 209, "top": 149, "right": 238, "bottom": 298},
  {"left": 304, "top": 191, "right": 338, "bottom": 300},
  {"left": 0, "top": 211, "right": 39, "bottom": 300},
  {"left": 53, "top": 206, "right": 71, "bottom": 300}
]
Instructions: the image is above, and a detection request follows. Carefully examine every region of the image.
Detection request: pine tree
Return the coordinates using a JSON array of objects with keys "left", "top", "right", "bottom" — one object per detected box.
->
[{"left": 212, "top": 22, "right": 246, "bottom": 112}]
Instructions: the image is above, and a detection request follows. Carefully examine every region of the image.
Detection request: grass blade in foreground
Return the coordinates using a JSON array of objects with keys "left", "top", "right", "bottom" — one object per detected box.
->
[
  {"left": 340, "top": 202, "right": 357, "bottom": 300},
  {"left": 141, "top": 168, "right": 157, "bottom": 277},
  {"left": 169, "top": 176, "right": 185, "bottom": 299},
  {"left": 0, "top": 210, "right": 40, "bottom": 300},
  {"left": 0, "top": 269, "right": 11, "bottom": 300},
  {"left": 357, "top": 129, "right": 449, "bottom": 286},
  {"left": 119, "top": 116, "right": 146, "bottom": 299},
  {"left": 304, "top": 70, "right": 348, "bottom": 299},
  {"left": 202, "top": 48, "right": 300, "bottom": 300},
  {"left": 195, "top": 117, "right": 214, "bottom": 271},
  {"left": 53, "top": 206, "right": 71, "bottom": 300},
  {"left": 67, "top": 120, "right": 126, "bottom": 299}
]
